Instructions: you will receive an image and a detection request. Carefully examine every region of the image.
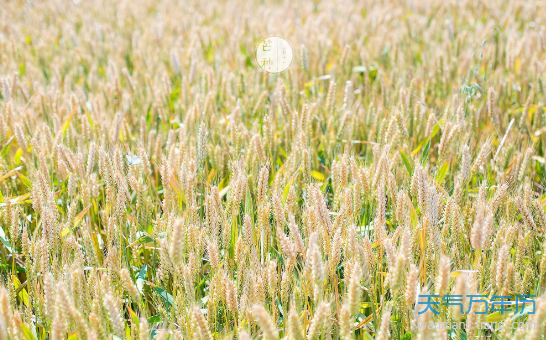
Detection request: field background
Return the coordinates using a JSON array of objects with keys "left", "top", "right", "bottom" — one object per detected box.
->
[{"left": 1, "top": 0, "right": 546, "bottom": 339}]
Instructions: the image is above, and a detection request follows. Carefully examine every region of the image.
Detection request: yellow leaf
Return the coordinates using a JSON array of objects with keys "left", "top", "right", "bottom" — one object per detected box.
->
[
  {"left": 61, "top": 227, "right": 70, "bottom": 237},
  {"left": 14, "top": 148, "right": 23, "bottom": 164},
  {"left": 311, "top": 170, "right": 325, "bottom": 181},
  {"left": 0, "top": 166, "right": 23, "bottom": 182},
  {"left": 282, "top": 182, "right": 291, "bottom": 200},
  {"left": 411, "top": 138, "right": 428, "bottom": 156},
  {"left": 61, "top": 104, "right": 79, "bottom": 136},
  {"left": 74, "top": 204, "right": 92, "bottom": 227},
  {"left": 207, "top": 168, "right": 216, "bottom": 184},
  {"left": 371, "top": 239, "right": 382, "bottom": 248},
  {"left": 405, "top": 193, "right": 418, "bottom": 227},
  {"left": 450, "top": 270, "right": 478, "bottom": 278},
  {"left": 13, "top": 275, "right": 29, "bottom": 306},
  {"left": 219, "top": 184, "right": 230, "bottom": 198},
  {"left": 169, "top": 178, "right": 185, "bottom": 203},
  {"left": 486, "top": 311, "right": 511, "bottom": 323},
  {"left": 12, "top": 192, "right": 31, "bottom": 204},
  {"left": 355, "top": 305, "right": 382, "bottom": 329},
  {"left": 126, "top": 306, "right": 140, "bottom": 327}
]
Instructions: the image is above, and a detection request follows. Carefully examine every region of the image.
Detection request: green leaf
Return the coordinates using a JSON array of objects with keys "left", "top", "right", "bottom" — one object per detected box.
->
[
  {"left": 153, "top": 287, "right": 173, "bottom": 306},
  {"left": 244, "top": 188, "right": 253, "bottom": 217},
  {"left": 368, "top": 65, "right": 378, "bottom": 80},
  {"left": 431, "top": 120, "right": 442, "bottom": 138},
  {"left": 509, "top": 303, "right": 537, "bottom": 321},
  {"left": 278, "top": 147, "right": 287, "bottom": 158},
  {"left": 148, "top": 315, "right": 161, "bottom": 324},
  {"left": 0, "top": 264, "right": 26, "bottom": 273},
  {"left": 398, "top": 147, "right": 413, "bottom": 175},
  {"left": 435, "top": 161, "right": 450, "bottom": 185},
  {"left": 170, "top": 88, "right": 181, "bottom": 103},
  {"left": 138, "top": 235, "right": 155, "bottom": 244},
  {"left": 421, "top": 139, "right": 431, "bottom": 165},
  {"left": 133, "top": 231, "right": 154, "bottom": 245},
  {"left": 400, "top": 332, "right": 412, "bottom": 340},
  {"left": 229, "top": 215, "right": 237, "bottom": 259},
  {"left": 276, "top": 297, "right": 284, "bottom": 316},
  {"left": 0, "top": 226, "right": 15, "bottom": 253},
  {"left": 448, "top": 329, "right": 467, "bottom": 340},
  {"left": 136, "top": 265, "right": 147, "bottom": 294},
  {"left": 19, "top": 323, "right": 37, "bottom": 340},
  {"left": 16, "top": 171, "right": 32, "bottom": 188},
  {"left": 411, "top": 137, "right": 428, "bottom": 156},
  {"left": 19, "top": 61, "right": 26, "bottom": 77},
  {"left": 150, "top": 329, "right": 163, "bottom": 339},
  {"left": 269, "top": 247, "right": 285, "bottom": 267},
  {"left": 195, "top": 276, "right": 207, "bottom": 294},
  {"left": 1, "top": 136, "right": 13, "bottom": 158}
]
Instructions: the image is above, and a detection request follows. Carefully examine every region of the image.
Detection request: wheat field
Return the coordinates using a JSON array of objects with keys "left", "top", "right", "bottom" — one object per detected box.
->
[{"left": 1, "top": 0, "right": 546, "bottom": 339}]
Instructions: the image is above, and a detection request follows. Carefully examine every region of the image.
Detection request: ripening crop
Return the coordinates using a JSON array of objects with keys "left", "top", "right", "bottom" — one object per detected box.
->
[{"left": 1, "top": 0, "right": 546, "bottom": 339}]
